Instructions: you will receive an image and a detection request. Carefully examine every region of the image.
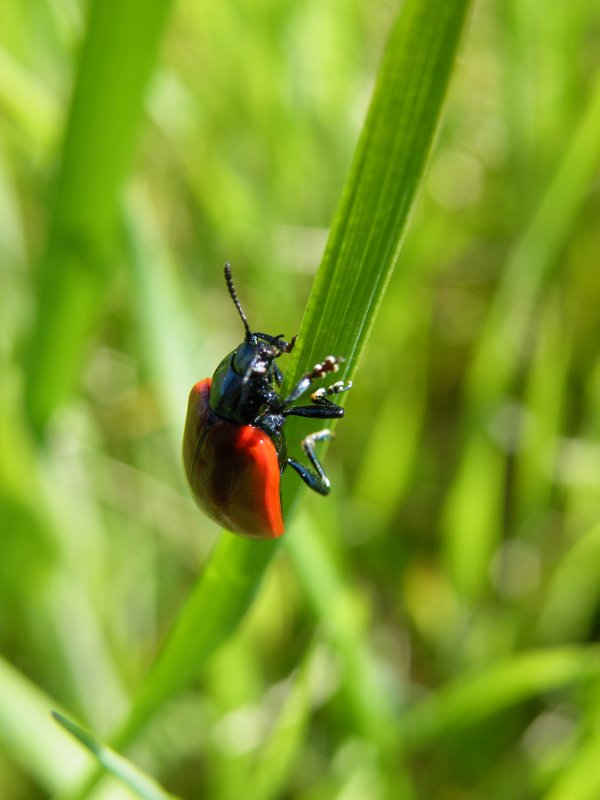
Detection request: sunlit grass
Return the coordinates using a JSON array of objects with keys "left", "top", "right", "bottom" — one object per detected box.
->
[{"left": 1, "top": 0, "right": 600, "bottom": 798}]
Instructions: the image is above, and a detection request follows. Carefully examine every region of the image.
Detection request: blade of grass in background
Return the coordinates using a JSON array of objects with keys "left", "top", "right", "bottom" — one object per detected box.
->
[
  {"left": 443, "top": 67, "right": 600, "bottom": 600},
  {"left": 125, "top": 195, "right": 199, "bottom": 436},
  {"left": 0, "top": 391, "right": 130, "bottom": 735},
  {"left": 513, "top": 293, "right": 569, "bottom": 529},
  {"left": 401, "top": 646, "right": 600, "bottom": 751},
  {"left": 129, "top": 0, "right": 473, "bottom": 730},
  {"left": 53, "top": 714, "right": 181, "bottom": 800},
  {"left": 0, "top": 657, "right": 134, "bottom": 800},
  {"left": 0, "top": 657, "right": 90, "bottom": 794},
  {"left": 284, "top": 510, "right": 416, "bottom": 798},
  {"left": 544, "top": 725, "right": 600, "bottom": 800},
  {"left": 0, "top": 45, "right": 58, "bottom": 157},
  {"left": 285, "top": 510, "right": 397, "bottom": 749},
  {"left": 225, "top": 642, "right": 316, "bottom": 800},
  {"left": 24, "top": 0, "right": 173, "bottom": 438},
  {"left": 59, "top": 2, "right": 473, "bottom": 797},
  {"left": 536, "top": 522, "right": 600, "bottom": 645}
]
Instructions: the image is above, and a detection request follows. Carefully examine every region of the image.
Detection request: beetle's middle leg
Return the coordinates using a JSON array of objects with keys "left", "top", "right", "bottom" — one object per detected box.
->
[{"left": 283, "top": 380, "right": 352, "bottom": 420}]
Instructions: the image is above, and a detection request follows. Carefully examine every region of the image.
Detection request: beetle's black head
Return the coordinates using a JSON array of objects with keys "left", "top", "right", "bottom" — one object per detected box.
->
[{"left": 232, "top": 336, "right": 280, "bottom": 377}]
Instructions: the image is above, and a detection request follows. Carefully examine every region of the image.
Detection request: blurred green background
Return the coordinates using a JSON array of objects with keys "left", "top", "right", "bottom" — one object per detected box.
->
[{"left": 2, "top": 0, "right": 600, "bottom": 798}]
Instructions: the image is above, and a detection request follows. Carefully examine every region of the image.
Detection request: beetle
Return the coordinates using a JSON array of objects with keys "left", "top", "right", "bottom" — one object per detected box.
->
[{"left": 183, "top": 263, "right": 351, "bottom": 539}]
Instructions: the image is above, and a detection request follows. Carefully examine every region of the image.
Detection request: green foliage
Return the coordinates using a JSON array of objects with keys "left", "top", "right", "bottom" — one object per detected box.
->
[
  {"left": 1, "top": 0, "right": 600, "bottom": 799},
  {"left": 23, "top": 0, "right": 174, "bottom": 436},
  {"left": 53, "top": 713, "right": 181, "bottom": 800}
]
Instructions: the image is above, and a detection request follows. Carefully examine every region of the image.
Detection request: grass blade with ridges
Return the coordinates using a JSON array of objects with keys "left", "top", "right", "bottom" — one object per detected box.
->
[
  {"left": 53, "top": 713, "right": 181, "bottom": 800},
  {"left": 25, "top": 0, "right": 173, "bottom": 437},
  {"left": 58, "top": 3, "right": 473, "bottom": 796},
  {"left": 126, "top": 0, "right": 473, "bottom": 734}
]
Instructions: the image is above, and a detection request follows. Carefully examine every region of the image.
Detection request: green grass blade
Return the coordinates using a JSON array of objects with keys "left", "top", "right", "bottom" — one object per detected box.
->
[
  {"left": 281, "top": 0, "right": 472, "bottom": 474},
  {"left": 243, "top": 645, "right": 315, "bottom": 800},
  {"left": 0, "top": 44, "right": 58, "bottom": 155},
  {"left": 117, "top": 536, "right": 279, "bottom": 740},
  {"left": 124, "top": 195, "right": 199, "bottom": 433},
  {"left": 0, "top": 657, "right": 90, "bottom": 793},
  {"left": 536, "top": 522, "right": 600, "bottom": 644},
  {"left": 443, "top": 65, "right": 600, "bottom": 599},
  {"left": 285, "top": 511, "right": 417, "bottom": 798},
  {"left": 285, "top": 511, "right": 396, "bottom": 749},
  {"left": 53, "top": 713, "right": 181, "bottom": 800},
  {"left": 401, "top": 647, "right": 600, "bottom": 750},
  {"left": 0, "top": 654, "right": 135, "bottom": 799},
  {"left": 513, "top": 294, "right": 569, "bottom": 527},
  {"left": 25, "top": 0, "right": 173, "bottom": 437},
  {"left": 469, "top": 67, "right": 600, "bottom": 408},
  {"left": 124, "top": 0, "right": 472, "bottom": 735},
  {"left": 544, "top": 729, "right": 600, "bottom": 800},
  {"left": 58, "top": 4, "right": 472, "bottom": 796}
]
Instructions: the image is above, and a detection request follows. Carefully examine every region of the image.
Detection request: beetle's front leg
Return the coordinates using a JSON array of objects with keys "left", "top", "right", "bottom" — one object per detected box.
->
[
  {"left": 255, "top": 332, "right": 296, "bottom": 355},
  {"left": 311, "top": 380, "right": 353, "bottom": 408},
  {"left": 278, "top": 355, "right": 346, "bottom": 410},
  {"left": 272, "top": 362, "right": 284, "bottom": 387}
]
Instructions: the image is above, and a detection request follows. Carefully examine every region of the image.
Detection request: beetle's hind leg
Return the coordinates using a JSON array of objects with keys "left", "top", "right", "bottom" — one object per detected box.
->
[{"left": 287, "top": 430, "right": 334, "bottom": 495}]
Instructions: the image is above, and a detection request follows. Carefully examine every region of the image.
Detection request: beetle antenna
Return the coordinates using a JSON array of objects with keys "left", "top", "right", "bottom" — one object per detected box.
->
[{"left": 224, "top": 263, "right": 252, "bottom": 341}]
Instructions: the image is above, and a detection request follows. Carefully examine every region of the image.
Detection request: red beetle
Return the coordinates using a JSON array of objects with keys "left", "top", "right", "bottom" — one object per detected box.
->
[{"left": 183, "top": 264, "right": 351, "bottom": 538}]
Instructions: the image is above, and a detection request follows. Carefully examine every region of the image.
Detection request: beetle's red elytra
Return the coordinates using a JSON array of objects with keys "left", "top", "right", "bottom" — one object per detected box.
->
[
  {"left": 182, "top": 264, "right": 351, "bottom": 538},
  {"left": 183, "top": 378, "right": 284, "bottom": 538}
]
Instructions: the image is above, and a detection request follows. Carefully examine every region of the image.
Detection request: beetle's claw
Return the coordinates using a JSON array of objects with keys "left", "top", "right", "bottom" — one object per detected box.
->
[
  {"left": 306, "top": 428, "right": 334, "bottom": 444},
  {"left": 329, "top": 380, "right": 352, "bottom": 394},
  {"left": 284, "top": 335, "right": 297, "bottom": 353}
]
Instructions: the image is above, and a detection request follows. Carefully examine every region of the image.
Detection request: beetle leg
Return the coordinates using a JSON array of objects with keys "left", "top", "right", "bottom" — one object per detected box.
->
[
  {"left": 285, "top": 405, "right": 342, "bottom": 419},
  {"left": 283, "top": 380, "right": 352, "bottom": 419},
  {"left": 280, "top": 355, "right": 343, "bottom": 407},
  {"left": 255, "top": 332, "right": 296, "bottom": 353},
  {"left": 286, "top": 335, "right": 297, "bottom": 353},
  {"left": 287, "top": 430, "right": 333, "bottom": 495}
]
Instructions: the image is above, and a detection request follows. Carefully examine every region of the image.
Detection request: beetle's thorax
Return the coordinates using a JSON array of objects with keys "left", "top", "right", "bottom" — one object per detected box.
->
[{"left": 209, "top": 337, "right": 280, "bottom": 425}]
